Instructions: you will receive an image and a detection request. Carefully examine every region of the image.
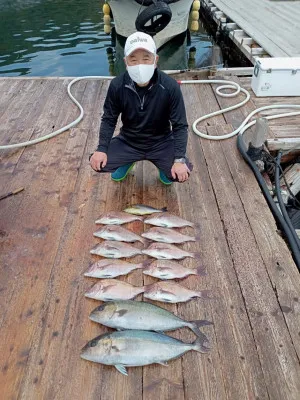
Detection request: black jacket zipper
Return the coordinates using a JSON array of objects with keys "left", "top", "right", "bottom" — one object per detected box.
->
[{"left": 125, "top": 83, "right": 154, "bottom": 111}]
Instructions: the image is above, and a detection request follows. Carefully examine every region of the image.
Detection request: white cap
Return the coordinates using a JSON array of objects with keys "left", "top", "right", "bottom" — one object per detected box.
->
[{"left": 124, "top": 32, "right": 156, "bottom": 57}]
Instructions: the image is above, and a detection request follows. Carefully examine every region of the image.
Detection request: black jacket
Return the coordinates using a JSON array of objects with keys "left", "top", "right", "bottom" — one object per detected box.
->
[{"left": 97, "top": 68, "right": 188, "bottom": 159}]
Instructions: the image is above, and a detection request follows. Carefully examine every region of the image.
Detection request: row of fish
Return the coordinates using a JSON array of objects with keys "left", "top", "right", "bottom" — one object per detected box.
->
[
  {"left": 90, "top": 241, "right": 197, "bottom": 260},
  {"left": 81, "top": 300, "right": 212, "bottom": 375},
  {"left": 85, "top": 259, "right": 206, "bottom": 280},
  {"left": 81, "top": 205, "right": 212, "bottom": 375},
  {"left": 85, "top": 279, "right": 212, "bottom": 303},
  {"left": 95, "top": 210, "right": 195, "bottom": 228},
  {"left": 93, "top": 225, "right": 197, "bottom": 244}
]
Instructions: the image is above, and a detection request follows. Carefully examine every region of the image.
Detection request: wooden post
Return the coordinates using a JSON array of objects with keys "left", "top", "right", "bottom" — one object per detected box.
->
[{"left": 251, "top": 117, "right": 269, "bottom": 148}]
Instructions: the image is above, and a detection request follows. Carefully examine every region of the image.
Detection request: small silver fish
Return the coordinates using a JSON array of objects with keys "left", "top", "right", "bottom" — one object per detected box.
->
[
  {"left": 81, "top": 330, "right": 210, "bottom": 375},
  {"left": 142, "top": 243, "right": 196, "bottom": 260},
  {"left": 85, "top": 279, "right": 144, "bottom": 301},
  {"left": 124, "top": 204, "right": 167, "bottom": 216},
  {"left": 142, "top": 260, "right": 206, "bottom": 280},
  {"left": 144, "top": 281, "right": 212, "bottom": 303},
  {"left": 95, "top": 211, "right": 143, "bottom": 225},
  {"left": 144, "top": 213, "right": 194, "bottom": 228},
  {"left": 84, "top": 260, "right": 143, "bottom": 279},
  {"left": 90, "top": 300, "right": 213, "bottom": 338},
  {"left": 90, "top": 241, "right": 143, "bottom": 258},
  {"left": 93, "top": 225, "right": 144, "bottom": 243},
  {"left": 142, "top": 227, "right": 196, "bottom": 244}
]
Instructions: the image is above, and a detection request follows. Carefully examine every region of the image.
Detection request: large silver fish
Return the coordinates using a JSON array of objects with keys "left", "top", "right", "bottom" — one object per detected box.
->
[
  {"left": 142, "top": 260, "right": 206, "bottom": 280},
  {"left": 144, "top": 213, "right": 194, "bottom": 228},
  {"left": 85, "top": 279, "right": 144, "bottom": 301},
  {"left": 142, "top": 227, "right": 196, "bottom": 244},
  {"left": 84, "top": 260, "right": 143, "bottom": 279},
  {"left": 123, "top": 204, "right": 167, "bottom": 216},
  {"left": 142, "top": 243, "right": 196, "bottom": 260},
  {"left": 89, "top": 300, "right": 212, "bottom": 338},
  {"left": 144, "top": 281, "right": 212, "bottom": 303},
  {"left": 90, "top": 241, "right": 143, "bottom": 258},
  {"left": 81, "top": 330, "right": 210, "bottom": 375},
  {"left": 95, "top": 211, "right": 143, "bottom": 225},
  {"left": 93, "top": 225, "right": 144, "bottom": 243}
]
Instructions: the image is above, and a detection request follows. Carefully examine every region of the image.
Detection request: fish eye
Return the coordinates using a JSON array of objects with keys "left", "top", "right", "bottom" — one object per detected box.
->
[
  {"left": 96, "top": 304, "right": 106, "bottom": 312},
  {"left": 90, "top": 339, "right": 98, "bottom": 347}
]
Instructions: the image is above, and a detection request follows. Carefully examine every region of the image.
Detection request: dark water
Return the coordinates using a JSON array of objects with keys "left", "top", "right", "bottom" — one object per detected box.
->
[{"left": 0, "top": 0, "right": 221, "bottom": 76}]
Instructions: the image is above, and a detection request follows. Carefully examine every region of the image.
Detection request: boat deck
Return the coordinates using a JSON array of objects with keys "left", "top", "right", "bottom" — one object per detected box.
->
[
  {"left": 1, "top": 74, "right": 300, "bottom": 400},
  {"left": 202, "top": 0, "right": 300, "bottom": 59}
]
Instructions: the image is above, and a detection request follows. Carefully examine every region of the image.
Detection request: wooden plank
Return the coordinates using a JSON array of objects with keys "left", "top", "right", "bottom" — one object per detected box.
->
[
  {"left": 208, "top": 0, "right": 300, "bottom": 57},
  {"left": 203, "top": 124, "right": 300, "bottom": 400},
  {"left": 178, "top": 82, "right": 268, "bottom": 400},
  {"left": 270, "top": 125, "right": 300, "bottom": 139},
  {"left": 0, "top": 80, "right": 90, "bottom": 399},
  {"left": 267, "top": 138, "right": 300, "bottom": 151},
  {"left": 141, "top": 162, "right": 185, "bottom": 400},
  {"left": 14, "top": 82, "right": 143, "bottom": 399},
  {"left": 0, "top": 79, "right": 65, "bottom": 192},
  {"left": 212, "top": 91, "right": 300, "bottom": 361}
]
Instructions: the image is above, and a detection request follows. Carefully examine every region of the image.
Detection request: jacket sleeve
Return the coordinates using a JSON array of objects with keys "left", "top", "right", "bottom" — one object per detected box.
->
[
  {"left": 96, "top": 81, "right": 121, "bottom": 153},
  {"left": 169, "top": 82, "right": 188, "bottom": 159}
]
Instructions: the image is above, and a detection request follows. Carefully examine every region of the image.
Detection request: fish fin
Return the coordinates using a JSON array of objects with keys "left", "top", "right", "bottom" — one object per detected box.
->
[
  {"left": 193, "top": 334, "right": 211, "bottom": 353},
  {"left": 196, "top": 265, "right": 207, "bottom": 276},
  {"left": 158, "top": 361, "right": 168, "bottom": 366},
  {"left": 190, "top": 320, "right": 214, "bottom": 337},
  {"left": 115, "top": 364, "right": 128, "bottom": 376}
]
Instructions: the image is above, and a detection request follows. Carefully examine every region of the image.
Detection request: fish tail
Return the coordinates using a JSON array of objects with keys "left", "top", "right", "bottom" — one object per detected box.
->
[
  {"left": 192, "top": 332, "right": 211, "bottom": 353},
  {"left": 191, "top": 252, "right": 201, "bottom": 259},
  {"left": 196, "top": 265, "right": 207, "bottom": 277},
  {"left": 161, "top": 207, "right": 168, "bottom": 212},
  {"left": 142, "top": 260, "right": 152, "bottom": 268},
  {"left": 190, "top": 319, "right": 214, "bottom": 338},
  {"left": 140, "top": 237, "right": 150, "bottom": 246},
  {"left": 197, "top": 289, "right": 213, "bottom": 300}
]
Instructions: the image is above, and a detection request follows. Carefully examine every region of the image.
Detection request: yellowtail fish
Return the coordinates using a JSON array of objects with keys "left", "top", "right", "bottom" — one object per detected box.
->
[
  {"left": 89, "top": 300, "right": 213, "bottom": 338},
  {"left": 81, "top": 330, "right": 210, "bottom": 375}
]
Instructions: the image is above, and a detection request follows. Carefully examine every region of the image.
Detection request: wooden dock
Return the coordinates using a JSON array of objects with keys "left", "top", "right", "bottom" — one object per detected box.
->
[
  {"left": 202, "top": 0, "right": 300, "bottom": 62},
  {"left": 1, "top": 74, "right": 300, "bottom": 400}
]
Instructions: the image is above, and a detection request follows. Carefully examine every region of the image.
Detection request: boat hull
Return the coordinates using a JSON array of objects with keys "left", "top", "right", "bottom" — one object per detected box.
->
[{"left": 108, "top": 0, "right": 194, "bottom": 50}]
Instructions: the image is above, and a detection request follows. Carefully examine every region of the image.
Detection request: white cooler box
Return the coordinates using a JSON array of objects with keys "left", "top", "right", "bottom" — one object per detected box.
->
[{"left": 251, "top": 57, "right": 300, "bottom": 97}]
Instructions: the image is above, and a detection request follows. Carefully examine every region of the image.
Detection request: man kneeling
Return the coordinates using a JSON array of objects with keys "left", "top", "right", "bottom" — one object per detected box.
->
[{"left": 90, "top": 31, "right": 192, "bottom": 185}]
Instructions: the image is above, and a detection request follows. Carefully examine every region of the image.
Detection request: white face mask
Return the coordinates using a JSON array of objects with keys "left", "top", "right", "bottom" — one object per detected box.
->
[{"left": 127, "top": 59, "right": 156, "bottom": 85}]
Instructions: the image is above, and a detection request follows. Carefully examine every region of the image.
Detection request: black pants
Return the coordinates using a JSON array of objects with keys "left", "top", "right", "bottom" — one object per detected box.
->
[{"left": 96, "top": 135, "right": 193, "bottom": 182}]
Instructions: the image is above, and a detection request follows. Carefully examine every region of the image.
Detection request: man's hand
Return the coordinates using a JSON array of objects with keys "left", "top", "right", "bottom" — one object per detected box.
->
[
  {"left": 90, "top": 151, "right": 107, "bottom": 171},
  {"left": 171, "top": 162, "right": 190, "bottom": 182}
]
